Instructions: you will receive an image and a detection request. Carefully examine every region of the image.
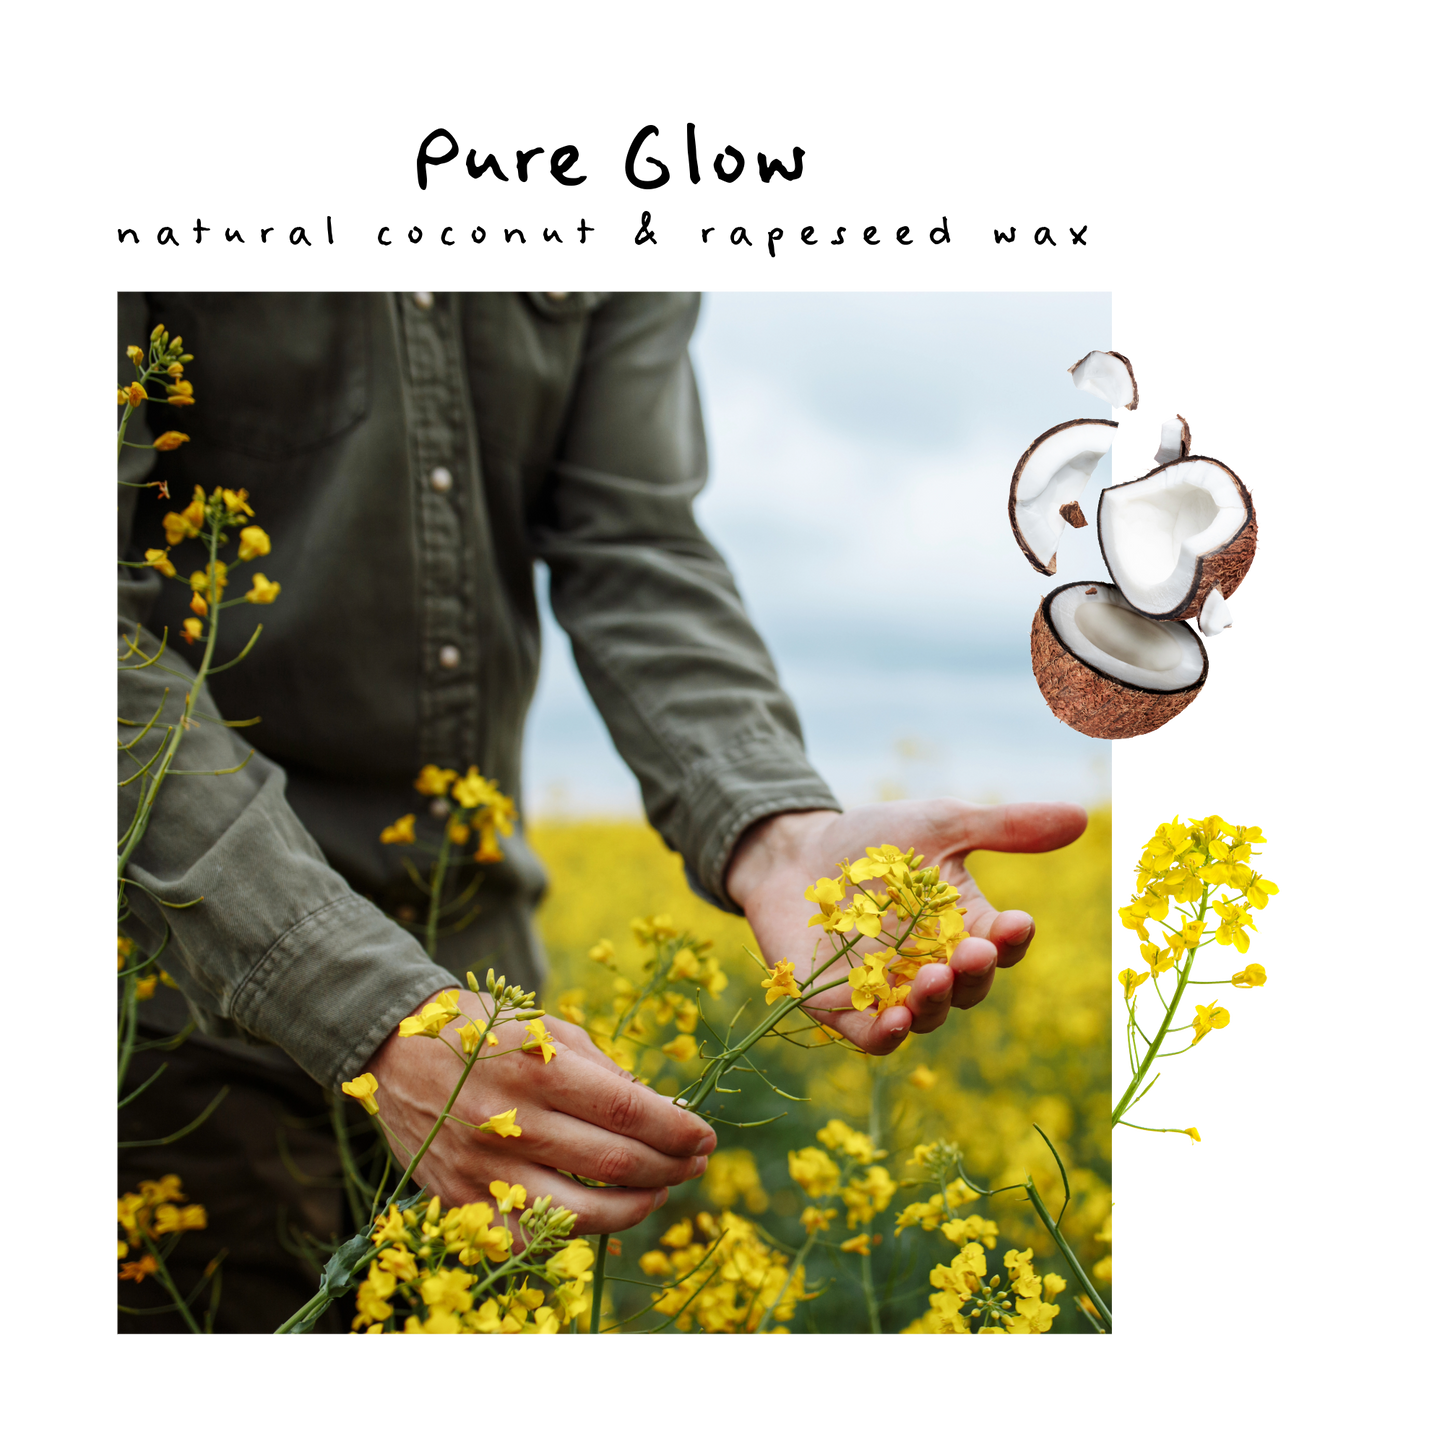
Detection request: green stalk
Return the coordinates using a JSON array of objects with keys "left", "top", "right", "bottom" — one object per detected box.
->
[
  {"left": 143, "top": 1241, "right": 203, "bottom": 1334},
  {"left": 423, "top": 826, "right": 454, "bottom": 960},
  {"left": 1111, "top": 887, "right": 1210, "bottom": 1127},
  {"left": 590, "top": 1234, "right": 610, "bottom": 1334},
  {"left": 1019, "top": 1177, "right": 1111, "bottom": 1330}
]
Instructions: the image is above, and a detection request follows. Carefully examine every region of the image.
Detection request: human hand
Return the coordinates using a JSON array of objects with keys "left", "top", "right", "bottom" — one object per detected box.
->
[
  {"left": 725, "top": 800, "right": 1088, "bottom": 1054},
  {"left": 366, "top": 994, "right": 717, "bottom": 1233}
]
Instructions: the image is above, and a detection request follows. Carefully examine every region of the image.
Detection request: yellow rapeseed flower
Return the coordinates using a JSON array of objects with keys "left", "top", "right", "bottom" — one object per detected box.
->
[
  {"left": 152, "top": 430, "right": 190, "bottom": 451},
  {"left": 143, "top": 548, "right": 176, "bottom": 577},
  {"left": 414, "top": 764, "right": 459, "bottom": 796},
  {"left": 380, "top": 813, "right": 416, "bottom": 845},
  {"left": 221, "top": 489, "right": 254, "bottom": 517},
  {"left": 523, "top": 1018, "right": 557, "bottom": 1063},
  {"left": 245, "top": 573, "right": 281, "bottom": 604},
  {"left": 1190, "top": 1001, "right": 1230, "bottom": 1044},
  {"left": 762, "top": 958, "right": 802, "bottom": 1004},
  {"left": 661, "top": 1034, "right": 697, "bottom": 1062},
  {"left": 341, "top": 1072, "right": 380, "bottom": 1115},
  {"left": 237, "top": 525, "right": 271, "bottom": 560},
  {"left": 399, "top": 990, "right": 461, "bottom": 1039},
  {"left": 1185, "top": 1127, "right": 1202, "bottom": 1143},
  {"left": 1231, "top": 963, "right": 1267, "bottom": 988},
  {"left": 840, "top": 1234, "right": 872, "bottom": 1255},
  {"left": 587, "top": 938, "right": 616, "bottom": 966},
  {"left": 481, "top": 1109, "right": 522, "bottom": 1138},
  {"left": 181, "top": 617, "right": 203, "bottom": 644},
  {"left": 788, "top": 1146, "right": 841, "bottom": 1199},
  {"left": 1118, "top": 968, "right": 1148, "bottom": 1002},
  {"left": 908, "top": 1064, "right": 939, "bottom": 1090}
]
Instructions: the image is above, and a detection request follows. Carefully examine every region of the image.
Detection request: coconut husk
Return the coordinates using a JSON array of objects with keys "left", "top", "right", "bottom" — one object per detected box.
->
[
  {"left": 1059, "top": 500, "right": 1088, "bottom": 529},
  {"left": 1030, "top": 587, "right": 1207, "bottom": 740}
]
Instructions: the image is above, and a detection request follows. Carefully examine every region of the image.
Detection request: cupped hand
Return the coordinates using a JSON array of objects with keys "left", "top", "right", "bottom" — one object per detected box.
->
[
  {"left": 366, "top": 995, "right": 717, "bottom": 1233},
  {"left": 725, "top": 800, "right": 1088, "bottom": 1055}
]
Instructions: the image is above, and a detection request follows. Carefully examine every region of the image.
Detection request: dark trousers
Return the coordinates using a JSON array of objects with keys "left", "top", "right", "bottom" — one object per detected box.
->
[{"left": 118, "top": 1031, "right": 366, "bottom": 1334}]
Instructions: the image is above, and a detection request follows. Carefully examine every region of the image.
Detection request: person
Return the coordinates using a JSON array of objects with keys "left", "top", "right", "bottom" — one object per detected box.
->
[{"left": 117, "top": 291, "right": 1086, "bottom": 1330}]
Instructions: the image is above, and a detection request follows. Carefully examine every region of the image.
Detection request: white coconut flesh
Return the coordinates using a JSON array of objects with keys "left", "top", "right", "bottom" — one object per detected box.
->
[
  {"left": 1154, "top": 415, "right": 1191, "bottom": 464},
  {"left": 1009, "top": 419, "right": 1117, "bottom": 572},
  {"left": 1098, "top": 458, "right": 1247, "bottom": 615},
  {"left": 1199, "top": 587, "right": 1233, "bottom": 636},
  {"left": 1068, "top": 350, "right": 1138, "bottom": 410},
  {"left": 1048, "top": 583, "right": 1204, "bottom": 692}
]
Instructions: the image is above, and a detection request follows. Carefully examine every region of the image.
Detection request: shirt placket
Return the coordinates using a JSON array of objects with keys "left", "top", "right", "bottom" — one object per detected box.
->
[{"left": 396, "top": 290, "right": 484, "bottom": 773}]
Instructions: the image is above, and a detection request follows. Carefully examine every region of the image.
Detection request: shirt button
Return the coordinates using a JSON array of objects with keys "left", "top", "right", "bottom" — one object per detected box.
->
[
  {"left": 545, "top": 291, "right": 569, "bottom": 301},
  {"left": 428, "top": 466, "right": 453, "bottom": 494},
  {"left": 438, "top": 645, "right": 460, "bottom": 669},
  {"left": 413, "top": 290, "right": 434, "bottom": 310}
]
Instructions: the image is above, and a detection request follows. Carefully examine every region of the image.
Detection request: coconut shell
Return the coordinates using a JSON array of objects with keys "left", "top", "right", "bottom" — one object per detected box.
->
[
  {"left": 1067, "top": 350, "right": 1139, "bottom": 410},
  {"left": 1178, "top": 415, "right": 1192, "bottom": 455},
  {"left": 1031, "top": 585, "right": 1207, "bottom": 740},
  {"left": 1059, "top": 500, "right": 1088, "bottom": 529},
  {"left": 1007, "top": 417, "right": 1118, "bottom": 575},
  {"left": 1098, "top": 456, "right": 1256, "bottom": 621}
]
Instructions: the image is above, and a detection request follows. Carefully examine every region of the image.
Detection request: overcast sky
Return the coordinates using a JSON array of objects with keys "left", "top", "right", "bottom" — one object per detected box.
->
[{"left": 523, "top": 292, "right": 1113, "bottom": 817}]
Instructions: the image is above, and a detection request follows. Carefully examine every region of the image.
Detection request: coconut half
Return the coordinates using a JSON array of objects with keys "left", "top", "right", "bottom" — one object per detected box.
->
[
  {"left": 1097, "top": 456, "right": 1256, "bottom": 620},
  {"left": 1008, "top": 418, "right": 1118, "bottom": 575},
  {"left": 1031, "top": 581, "right": 1207, "bottom": 739},
  {"left": 1068, "top": 351, "right": 1139, "bottom": 411},
  {"left": 1154, "top": 415, "right": 1192, "bottom": 464}
]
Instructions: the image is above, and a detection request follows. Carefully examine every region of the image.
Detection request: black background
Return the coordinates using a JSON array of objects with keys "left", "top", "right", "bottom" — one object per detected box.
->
[{"left": 1109, "top": 293, "right": 1283, "bottom": 1312}]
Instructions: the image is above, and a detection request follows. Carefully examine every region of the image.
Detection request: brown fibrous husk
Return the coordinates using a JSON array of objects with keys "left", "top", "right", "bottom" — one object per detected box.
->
[
  {"left": 1098, "top": 455, "right": 1256, "bottom": 621},
  {"left": 1030, "top": 586, "right": 1207, "bottom": 740}
]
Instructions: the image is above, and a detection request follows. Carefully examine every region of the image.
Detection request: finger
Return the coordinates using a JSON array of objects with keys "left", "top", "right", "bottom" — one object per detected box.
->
[
  {"left": 988, "top": 910, "right": 1036, "bottom": 969},
  {"left": 798, "top": 980, "right": 912, "bottom": 1053},
  {"left": 945, "top": 801, "right": 1088, "bottom": 859},
  {"left": 904, "top": 964, "right": 955, "bottom": 1035},
  {"left": 495, "top": 1164, "right": 669, "bottom": 1236},
  {"left": 547, "top": 1017, "right": 634, "bottom": 1080},
  {"left": 950, "top": 965, "right": 995, "bottom": 1011},
  {"left": 525, "top": 1110, "right": 711, "bottom": 1189},
  {"left": 539, "top": 1049, "right": 717, "bottom": 1159}
]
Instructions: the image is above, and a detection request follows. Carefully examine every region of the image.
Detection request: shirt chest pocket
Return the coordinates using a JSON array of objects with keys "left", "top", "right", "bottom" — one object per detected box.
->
[{"left": 144, "top": 292, "right": 372, "bottom": 460}]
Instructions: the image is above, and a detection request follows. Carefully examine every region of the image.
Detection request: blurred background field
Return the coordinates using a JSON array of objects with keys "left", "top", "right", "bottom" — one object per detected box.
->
[{"left": 531, "top": 809, "right": 1112, "bottom": 1333}]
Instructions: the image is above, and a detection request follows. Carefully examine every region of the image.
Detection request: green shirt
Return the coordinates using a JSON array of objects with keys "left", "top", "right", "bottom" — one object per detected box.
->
[{"left": 118, "top": 291, "right": 839, "bottom": 1089}]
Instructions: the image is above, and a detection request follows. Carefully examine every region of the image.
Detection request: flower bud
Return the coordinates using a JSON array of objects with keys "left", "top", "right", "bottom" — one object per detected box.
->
[
  {"left": 465, "top": 970, "right": 480, "bottom": 993},
  {"left": 151, "top": 324, "right": 166, "bottom": 341},
  {"left": 485, "top": 967, "right": 497, "bottom": 995},
  {"left": 515, "top": 1008, "right": 545, "bottom": 1021},
  {"left": 126, "top": 345, "right": 144, "bottom": 364}
]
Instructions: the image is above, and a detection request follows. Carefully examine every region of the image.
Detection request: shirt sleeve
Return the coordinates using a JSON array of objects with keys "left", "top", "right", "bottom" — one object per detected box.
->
[
  {"left": 530, "top": 293, "right": 841, "bottom": 913},
  {"left": 117, "top": 293, "right": 456, "bottom": 1088}
]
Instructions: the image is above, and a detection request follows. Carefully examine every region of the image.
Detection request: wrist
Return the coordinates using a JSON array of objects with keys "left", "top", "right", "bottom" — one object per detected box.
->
[{"left": 725, "top": 809, "right": 837, "bottom": 912}]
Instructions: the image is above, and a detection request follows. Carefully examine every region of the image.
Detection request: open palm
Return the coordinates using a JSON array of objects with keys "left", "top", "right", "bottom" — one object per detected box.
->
[{"left": 725, "top": 800, "right": 1089, "bottom": 1053}]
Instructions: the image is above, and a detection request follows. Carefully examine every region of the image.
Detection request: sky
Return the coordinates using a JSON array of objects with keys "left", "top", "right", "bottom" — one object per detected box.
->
[{"left": 522, "top": 292, "right": 1113, "bottom": 817}]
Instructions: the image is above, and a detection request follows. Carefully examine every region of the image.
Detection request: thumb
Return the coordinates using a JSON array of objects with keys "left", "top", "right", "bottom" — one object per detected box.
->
[{"left": 939, "top": 801, "right": 1089, "bottom": 860}]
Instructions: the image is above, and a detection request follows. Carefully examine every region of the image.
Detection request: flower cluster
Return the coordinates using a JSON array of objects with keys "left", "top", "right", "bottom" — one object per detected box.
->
[
  {"left": 788, "top": 1118, "right": 898, "bottom": 1253},
  {"left": 800, "top": 845, "right": 968, "bottom": 1017},
  {"left": 117, "top": 1175, "right": 208, "bottom": 1282},
  {"left": 558, "top": 916, "right": 726, "bottom": 1080},
  {"left": 1113, "top": 815, "right": 1279, "bottom": 1141},
  {"left": 138, "top": 484, "right": 280, "bottom": 643},
  {"left": 352, "top": 1189, "right": 593, "bottom": 1334},
  {"left": 903, "top": 1242, "right": 1066, "bottom": 1334},
  {"left": 640, "top": 1212, "right": 809, "bottom": 1332},
  {"left": 382, "top": 764, "right": 518, "bottom": 865}
]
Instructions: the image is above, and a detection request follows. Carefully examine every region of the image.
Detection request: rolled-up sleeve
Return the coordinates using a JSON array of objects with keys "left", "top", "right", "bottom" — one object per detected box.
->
[
  {"left": 117, "top": 293, "right": 456, "bottom": 1087},
  {"left": 531, "top": 293, "right": 840, "bottom": 911}
]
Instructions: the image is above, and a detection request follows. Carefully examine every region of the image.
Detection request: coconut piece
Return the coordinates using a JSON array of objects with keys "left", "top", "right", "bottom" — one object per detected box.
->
[
  {"left": 1031, "top": 581, "right": 1207, "bottom": 739},
  {"left": 1198, "top": 588, "right": 1232, "bottom": 636},
  {"left": 1097, "top": 456, "right": 1256, "bottom": 620},
  {"left": 1154, "top": 415, "right": 1193, "bottom": 464},
  {"left": 1007, "top": 418, "right": 1118, "bottom": 575},
  {"left": 1059, "top": 500, "right": 1088, "bottom": 529},
  {"left": 1068, "top": 350, "right": 1138, "bottom": 411}
]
